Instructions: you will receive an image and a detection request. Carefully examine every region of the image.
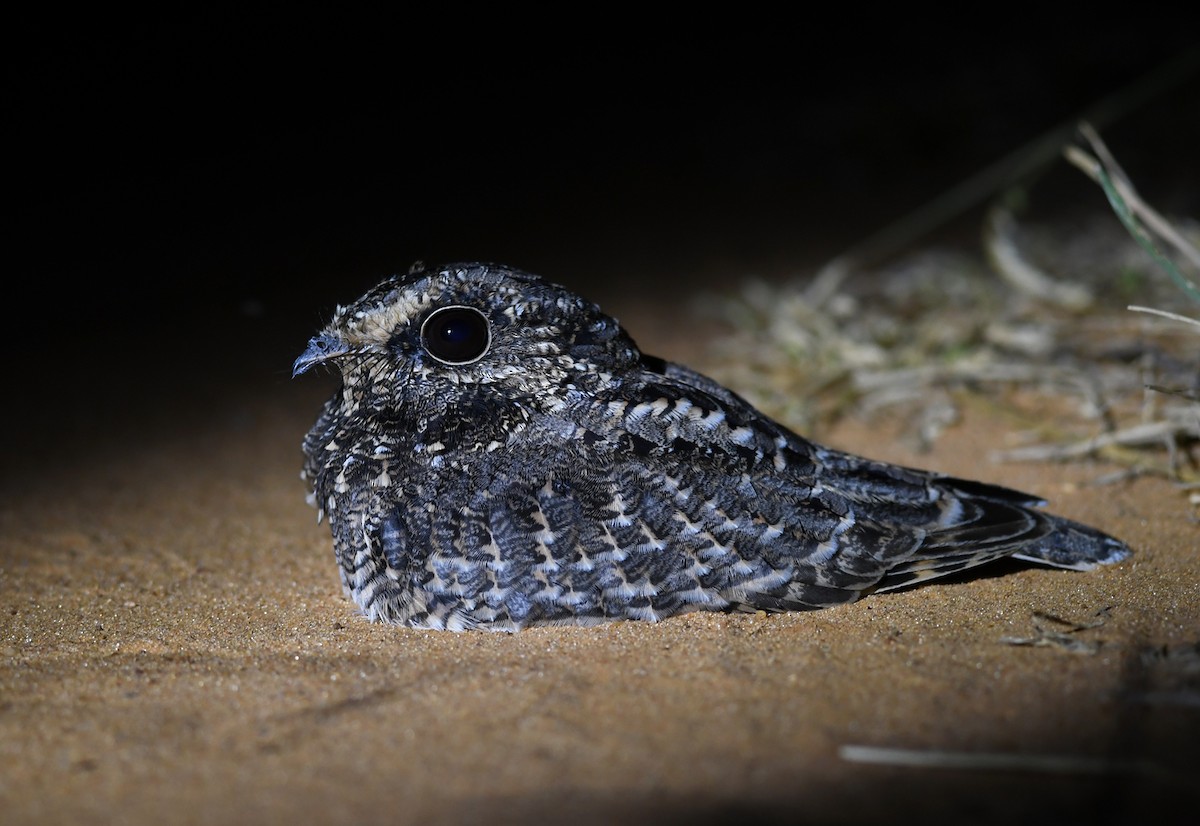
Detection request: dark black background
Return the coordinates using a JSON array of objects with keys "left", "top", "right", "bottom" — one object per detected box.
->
[{"left": 8, "top": 18, "right": 1198, "bottom": 445}]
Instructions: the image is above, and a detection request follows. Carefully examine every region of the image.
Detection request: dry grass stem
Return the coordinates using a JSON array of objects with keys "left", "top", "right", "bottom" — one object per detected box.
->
[
  {"left": 1066, "top": 125, "right": 1200, "bottom": 274},
  {"left": 992, "top": 415, "right": 1198, "bottom": 462},
  {"left": 707, "top": 127, "right": 1197, "bottom": 500},
  {"left": 1127, "top": 304, "right": 1200, "bottom": 329}
]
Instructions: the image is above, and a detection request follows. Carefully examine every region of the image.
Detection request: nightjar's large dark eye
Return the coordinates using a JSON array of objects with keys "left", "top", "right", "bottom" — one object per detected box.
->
[{"left": 420, "top": 306, "right": 491, "bottom": 364}]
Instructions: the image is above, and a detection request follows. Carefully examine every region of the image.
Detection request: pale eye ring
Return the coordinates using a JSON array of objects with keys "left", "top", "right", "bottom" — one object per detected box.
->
[{"left": 419, "top": 305, "right": 491, "bottom": 365}]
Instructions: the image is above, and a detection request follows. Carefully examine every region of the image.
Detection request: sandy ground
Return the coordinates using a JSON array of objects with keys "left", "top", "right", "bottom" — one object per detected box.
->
[{"left": 1, "top": 296, "right": 1197, "bottom": 826}]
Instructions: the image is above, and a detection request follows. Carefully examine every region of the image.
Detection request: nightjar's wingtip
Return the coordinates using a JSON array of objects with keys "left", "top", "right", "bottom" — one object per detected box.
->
[
  {"left": 1071, "top": 520, "right": 1136, "bottom": 568},
  {"left": 1100, "top": 537, "right": 1134, "bottom": 566},
  {"left": 1077, "top": 540, "right": 1134, "bottom": 571}
]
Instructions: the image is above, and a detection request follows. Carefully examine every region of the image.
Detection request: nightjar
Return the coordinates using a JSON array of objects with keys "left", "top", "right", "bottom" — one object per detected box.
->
[{"left": 293, "top": 263, "right": 1131, "bottom": 631}]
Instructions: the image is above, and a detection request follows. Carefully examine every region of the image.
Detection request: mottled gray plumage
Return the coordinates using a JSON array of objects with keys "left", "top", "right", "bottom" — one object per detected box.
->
[{"left": 293, "top": 263, "right": 1131, "bottom": 631}]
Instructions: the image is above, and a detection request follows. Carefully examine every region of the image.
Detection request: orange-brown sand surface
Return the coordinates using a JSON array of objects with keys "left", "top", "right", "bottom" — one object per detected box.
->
[{"left": 2, "top": 304, "right": 1196, "bottom": 825}]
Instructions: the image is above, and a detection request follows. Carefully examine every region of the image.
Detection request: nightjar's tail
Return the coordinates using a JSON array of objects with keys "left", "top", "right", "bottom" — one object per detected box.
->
[
  {"left": 862, "top": 475, "right": 1132, "bottom": 597},
  {"left": 938, "top": 477, "right": 1132, "bottom": 571}
]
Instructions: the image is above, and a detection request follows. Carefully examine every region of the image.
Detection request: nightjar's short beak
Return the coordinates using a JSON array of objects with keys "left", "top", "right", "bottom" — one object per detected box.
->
[{"left": 293, "top": 333, "right": 349, "bottom": 377}]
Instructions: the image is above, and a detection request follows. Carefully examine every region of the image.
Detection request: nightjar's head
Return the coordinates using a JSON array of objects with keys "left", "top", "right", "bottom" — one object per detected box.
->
[{"left": 293, "top": 263, "right": 643, "bottom": 425}]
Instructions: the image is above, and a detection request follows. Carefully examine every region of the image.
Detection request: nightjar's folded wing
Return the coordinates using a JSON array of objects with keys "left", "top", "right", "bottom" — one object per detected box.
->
[{"left": 557, "top": 358, "right": 1122, "bottom": 605}]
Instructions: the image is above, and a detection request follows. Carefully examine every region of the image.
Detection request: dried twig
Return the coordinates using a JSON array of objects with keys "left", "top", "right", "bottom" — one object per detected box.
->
[
  {"left": 992, "top": 416, "right": 1199, "bottom": 463},
  {"left": 985, "top": 205, "right": 1094, "bottom": 309},
  {"left": 999, "top": 609, "right": 1113, "bottom": 655},
  {"left": 838, "top": 745, "right": 1150, "bottom": 775}
]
